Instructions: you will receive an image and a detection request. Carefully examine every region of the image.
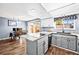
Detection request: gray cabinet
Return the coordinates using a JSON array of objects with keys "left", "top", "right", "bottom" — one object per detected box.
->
[
  {"left": 44, "top": 36, "right": 48, "bottom": 53},
  {"left": 52, "top": 34, "right": 77, "bottom": 51},
  {"left": 37, "top": 37, "right": 44, "bottom": 55},
  {"left": 27, "top": 40, "right": 37, "bottom": 55},
  {"left": 61, "top": 37, "right": 68, "bottom": 49},
  {"left": 52, "top": 35, "right": 57, "bottom": 45},
  {"left": 61, "top": 36, "right": 77, "bottom": 51},
  {"left": 38, "top": 43, "right": 43, "bottom": 55},
  {"left": 52, "top": 35, "right": 62, "bottom": 47},
  {"left": 56, "top": 35, "right": 62, "bottom": 47},
  {"left": 38, "top": 35, "right": 48, "bottom": 54},
  {"left": 68, "top": 37, "right": 76, "bottom": 51},
  {"left": 27, "top": 35, "right": 48, "bottom": 55}
]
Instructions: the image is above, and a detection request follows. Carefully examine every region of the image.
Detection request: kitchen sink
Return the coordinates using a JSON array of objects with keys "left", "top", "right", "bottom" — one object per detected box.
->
[
  {"left": 40, "top": 33, "right": 46, "bottom": 36},
  {"left": 57, "top": 32, "right": 71, "bottom": 35}
]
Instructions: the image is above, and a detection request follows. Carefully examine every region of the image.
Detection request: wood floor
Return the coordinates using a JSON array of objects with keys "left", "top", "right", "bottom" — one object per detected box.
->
[
  {"left": 0, "top": 40, "right": 25, "bottom": 55},
  {"left": 0, "top": 39, "right": 79, "bottom": 55},
  {"left": 47, "top": 45, "right": 79, "bottom": 55}
]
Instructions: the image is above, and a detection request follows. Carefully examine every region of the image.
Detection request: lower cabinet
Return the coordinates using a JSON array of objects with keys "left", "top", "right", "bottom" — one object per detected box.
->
[
  {"left": 38, "top": 35, "right": 48, "bottom": 55},
  {"left": 27, "top": 35, "right": 48, "bottom": 55},
  {"left": 38, "top": 44, "right": 43, "bottom": 55},
  {"left": 68, "top": 37, "right": 77, "bottom": 51},
  {"left": 52, "top": 34, "right": 62, "bottom": 47},
  {"left": 61, "top": 37, "right": 68, "bottom": 49},
  {"left": 52, "top": 35, "right": 57, "bottom": 45},
  {"left": 61, "top": 36, "right": 77, "bottom": 51},
  {"left": 27, "top": 40, "right": 37, "bottom": 55},
  {"left": 52, "top": 34, "right": 77, "bottom": 51},
  {"left": 56, "top": 35, "right": 62, "bottom": 47}
]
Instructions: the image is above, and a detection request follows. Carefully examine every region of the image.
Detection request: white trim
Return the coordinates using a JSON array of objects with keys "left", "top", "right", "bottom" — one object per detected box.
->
[{"left": 0, "top": 37, "right": 10, "bottom": 40}]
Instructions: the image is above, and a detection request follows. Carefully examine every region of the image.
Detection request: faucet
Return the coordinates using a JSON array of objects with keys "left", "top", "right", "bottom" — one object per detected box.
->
[
  {"left": 62, "top": 30, "right": 64, "bottom": 33},
  {"left": 62, "top": 28, "right": 64, "bottom": 33}
]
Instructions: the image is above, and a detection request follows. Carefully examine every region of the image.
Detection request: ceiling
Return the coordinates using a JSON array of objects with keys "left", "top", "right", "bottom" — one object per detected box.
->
[
  {"left": 0, "top": 3, "right": 76, "bottom": 21},
  {"left": 0, "top": 3, "right": 50, "bottom": 21},
  {"left": 41, "top": 3, "right": 73, "bottom": 12}
]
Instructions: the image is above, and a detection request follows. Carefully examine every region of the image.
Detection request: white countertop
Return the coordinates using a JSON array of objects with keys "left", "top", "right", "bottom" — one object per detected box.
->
[
  {"left": 20, "top": 34, "right": 39, "bottom": 41},
  {"left": 71, "top": 33, "right": 79, "bottom": 39},
  {"left": 40, "top": 32, "right": 54, "bottom": 35},
  {"left": 20, "top": 32, "right": 53, "bottom": 41},
  {"left": 27, "top": 32, "right": 41, "bottom": 38}
]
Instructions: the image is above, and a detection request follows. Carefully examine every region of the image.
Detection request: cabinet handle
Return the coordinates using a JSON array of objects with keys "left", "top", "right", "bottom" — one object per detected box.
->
[{"left": 43, "top": 41, "right": 45, "bottom": 45}]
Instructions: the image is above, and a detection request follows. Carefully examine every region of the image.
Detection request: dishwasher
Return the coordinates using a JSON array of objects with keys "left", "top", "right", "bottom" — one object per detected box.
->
[
  {"left": 48, "top": 34, "right": 52, "bottom": 48},
  {"left": 40, "top": 33, "right": 52, "bottom": 48}
]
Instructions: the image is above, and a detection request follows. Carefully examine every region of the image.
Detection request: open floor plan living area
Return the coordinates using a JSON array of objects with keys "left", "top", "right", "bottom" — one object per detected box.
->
[{"left": 0, "top": 3, "right": 79, "bottom": 55}]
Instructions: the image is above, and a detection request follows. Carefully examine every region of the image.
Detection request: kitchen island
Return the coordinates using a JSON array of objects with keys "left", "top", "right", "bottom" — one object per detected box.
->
[{"left": 20, "top": 32, "right": 49, "bottom": 55}]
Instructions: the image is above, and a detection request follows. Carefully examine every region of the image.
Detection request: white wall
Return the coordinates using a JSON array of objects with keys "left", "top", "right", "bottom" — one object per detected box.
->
[{"left": 40, "top": 18, "right": 54, "bottom": 27}]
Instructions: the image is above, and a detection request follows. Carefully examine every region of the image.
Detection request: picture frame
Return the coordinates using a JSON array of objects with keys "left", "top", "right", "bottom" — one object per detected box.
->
[{"left": 8, "top": 20, "right": 17, "bottom": 26}]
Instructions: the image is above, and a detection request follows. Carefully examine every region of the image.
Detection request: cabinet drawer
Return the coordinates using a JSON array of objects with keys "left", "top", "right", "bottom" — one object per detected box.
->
[
  {"left": 38, "top": 38, "right": 44, "bottom": 44},
  {"left": 38, "top": 42, "right": 43, "bottom": 47},
  {"left": 38, "top": 51, "right": 43, "bottom": 55},
  {"left": 38, "top": 36, "right": 48, "bottom": 46},
  {"left": 45, "top": 44, "right": 48, "bottom": 52},
  {"left": 27, "top": 47, "right": 37, "bottom": 55},
  {"left": 62, "top": 44, "right": 68, "bottom": 49},
  {"left": 38, "top": 46, "right": 43, "bottom": 55},
  {"left": 38, "top": 41, "right": 48, "bottom": 47},
  {"left": 45, "top": 40, "right": 48, "bottom": 44},
  {"left": 52, "top": 39, "right": 57, "bottom": 45},
  {"left": 38, "top": 43, "right": 48, "bottom": 54}
]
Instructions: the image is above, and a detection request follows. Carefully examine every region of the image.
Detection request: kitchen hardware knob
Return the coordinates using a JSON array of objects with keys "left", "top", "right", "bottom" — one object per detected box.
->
[{"left": 43, "top": 41, "right": 45, "bottom": 45}]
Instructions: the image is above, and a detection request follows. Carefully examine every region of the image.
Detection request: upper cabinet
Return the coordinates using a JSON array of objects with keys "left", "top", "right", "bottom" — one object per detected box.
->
[{"left": 40, "top": 18, "right": 54, "bottom": 27}]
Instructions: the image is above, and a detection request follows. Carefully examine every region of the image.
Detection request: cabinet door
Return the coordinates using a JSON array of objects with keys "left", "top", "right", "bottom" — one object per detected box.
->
[
  {"left": 37, "top": 35, "right": 48, "bottom": 55},
  {"left": 27, "top": 41, "right": 37, "bottom": 55},
  {"left": 68, "top": 38, "right": 76, "bottom": 51},
  {"left": 38, "top": 38, "right": 44, "bottom": 46},
  {"left": 37, "top": 38, "right": 44, "bottom": 55},
  {"left": 56, "top": 36, "right": 62, "bottom": 47},
  {"left": 44, "top": 36, "right": 48, "bottom": 53},
  {"left": 52, "top": 35, "right": 57, "bottom": 45},
  {"left": 38, "top": 43, "right": 43, "bottom": 55},
  {"left": 61, "top": 37, "right": 68, "bottom": 49}
]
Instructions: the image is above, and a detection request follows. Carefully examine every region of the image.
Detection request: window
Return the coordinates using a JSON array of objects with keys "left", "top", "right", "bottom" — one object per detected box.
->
[
  {"left": 54, "top": 18, "right": 63, "bottom": 29},
  {"left": 8, "top": 20, "right": 17, "bottom": 26},
  {"left": 54, "top": 15, "right": 77, "bottom": 30}
]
